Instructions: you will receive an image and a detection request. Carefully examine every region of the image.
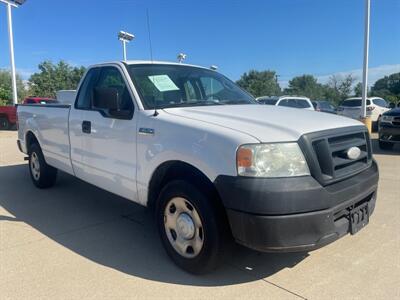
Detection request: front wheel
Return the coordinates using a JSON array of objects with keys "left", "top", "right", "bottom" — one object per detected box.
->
[
  {"left": 156, "top": 180, "right": 226, "bottom": 274},
  {"left": 29, "top": 143, "right": 58, "bottom": 188}
]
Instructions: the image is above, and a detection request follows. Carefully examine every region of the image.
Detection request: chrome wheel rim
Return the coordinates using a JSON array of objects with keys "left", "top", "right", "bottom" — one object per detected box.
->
[
  {"left": 164, "top": 197, "right": 204, "bottom": 258},
  {"left": 30, "top": 152, "right": 40, "bottom": 181}
]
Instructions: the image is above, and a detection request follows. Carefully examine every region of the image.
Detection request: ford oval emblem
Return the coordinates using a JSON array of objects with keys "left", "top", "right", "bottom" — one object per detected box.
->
[{"left": 347, "top": 147, "right": 361, "bottom": 160}]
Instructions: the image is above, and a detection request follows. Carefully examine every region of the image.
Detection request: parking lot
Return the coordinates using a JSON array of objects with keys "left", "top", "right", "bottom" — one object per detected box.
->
[{"left": 0, "top": 130, "right": 399, "bottom": 299}]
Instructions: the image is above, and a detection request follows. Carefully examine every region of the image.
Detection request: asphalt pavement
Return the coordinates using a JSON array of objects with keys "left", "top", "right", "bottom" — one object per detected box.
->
[{"left": 1, "top": 131, "right": 399, "bottom": 299}]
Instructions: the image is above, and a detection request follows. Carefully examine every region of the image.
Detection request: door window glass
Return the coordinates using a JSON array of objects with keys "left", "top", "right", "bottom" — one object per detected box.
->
[
  {"left": 75, "top": 68, "right": 99, "bottom": 109},
  {"left": 93, "top": 67, "right": 134, "bottom": 111}
]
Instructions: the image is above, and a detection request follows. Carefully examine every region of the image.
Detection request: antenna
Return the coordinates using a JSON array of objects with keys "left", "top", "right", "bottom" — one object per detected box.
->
[
  {"left": 146, "top": 8, "right": 158, "bottom": 116},
  {"left": 146, "top": 8, "right": 154, "bottom": 62}
]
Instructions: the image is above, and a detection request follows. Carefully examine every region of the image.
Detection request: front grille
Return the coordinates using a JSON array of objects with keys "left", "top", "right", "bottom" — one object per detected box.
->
[
  {"left": 299, "top": 126, "right": 372, "bottom": 186},
  {"left": 393, "top": 116, "right": 400, "bottom": 127}
]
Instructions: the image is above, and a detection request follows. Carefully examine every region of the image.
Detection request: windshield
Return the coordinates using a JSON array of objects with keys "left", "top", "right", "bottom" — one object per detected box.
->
[
  {"left": 127, "top": 64, "right": 255, "bottom": 109},
  {"left": 259, "top": 98, "right": 278, "bottom": 105}
]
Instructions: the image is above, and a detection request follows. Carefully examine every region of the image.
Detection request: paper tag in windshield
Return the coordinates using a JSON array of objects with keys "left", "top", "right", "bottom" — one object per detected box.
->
[{"left": 148, "top": 75, "right": 179, "bottom": 92}]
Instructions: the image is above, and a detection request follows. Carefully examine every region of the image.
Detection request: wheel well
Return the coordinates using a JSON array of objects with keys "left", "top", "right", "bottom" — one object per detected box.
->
[
  {"left": 148, "top": 161, "right": 221, "bottom": 210},
  {"left": 25, "top": 131, "right": 39, "bottom": 154}
]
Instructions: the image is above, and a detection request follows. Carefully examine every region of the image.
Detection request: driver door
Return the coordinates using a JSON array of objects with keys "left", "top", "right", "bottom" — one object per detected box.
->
[{"left": 79, "top": 66, "right": 138, "bottom": 202}]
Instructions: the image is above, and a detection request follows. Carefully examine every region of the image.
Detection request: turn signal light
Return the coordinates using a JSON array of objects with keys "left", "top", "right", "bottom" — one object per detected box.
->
[{"left": 237, "top": 147, "right": 253, "bottom": 168}]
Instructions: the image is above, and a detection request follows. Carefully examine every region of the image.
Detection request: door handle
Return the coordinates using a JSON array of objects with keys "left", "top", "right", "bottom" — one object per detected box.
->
[{"left": 82, "top": 120, "right": 91, "bottom": 134}]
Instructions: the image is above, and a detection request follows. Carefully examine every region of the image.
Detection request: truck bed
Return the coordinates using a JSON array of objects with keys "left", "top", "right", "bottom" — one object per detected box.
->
[{"left": 17, "top": 104, "right": 74, "bottom": 174}]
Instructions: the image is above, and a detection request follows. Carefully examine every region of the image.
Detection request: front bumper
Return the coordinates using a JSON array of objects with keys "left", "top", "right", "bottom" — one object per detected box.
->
[
  {"left": 214, "top": 161, "right": 379, "bottom": 252},
  {"left": 379, "top": 124, "right": 400, "bottom": 143}
]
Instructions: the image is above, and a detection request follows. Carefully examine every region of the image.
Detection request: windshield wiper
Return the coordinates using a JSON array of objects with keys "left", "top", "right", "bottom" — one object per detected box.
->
[
  {"left": 161, "top": 100, "right": 224, "bottom": 109},
  {"left": 220, "top": 99, "right": 254, "bottom": 105}
]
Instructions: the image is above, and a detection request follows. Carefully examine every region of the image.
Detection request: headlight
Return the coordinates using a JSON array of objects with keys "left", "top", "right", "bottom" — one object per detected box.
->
[
  {"left": 237, "top": 143, "right": 310, "bottom": 177},
  {"left": 380, "top": 115, "right": 393, "bottom": 123}
]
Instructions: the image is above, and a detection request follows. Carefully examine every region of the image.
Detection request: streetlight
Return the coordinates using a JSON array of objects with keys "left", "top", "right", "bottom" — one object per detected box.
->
[
  {"left": 177, "top": 53, "right": 187, "bottom": 63},
  {"left": 1, "top": 0, "right": 26, "bottom": 105},
  {"left": 361, "top": 0, "right": 371, "bottom": 132},
  {"left": 210, "top": 65, "right": 218, "bottom": 71},
  {"left": 118, "top": 31, "right": 134, "bottom": 61}
]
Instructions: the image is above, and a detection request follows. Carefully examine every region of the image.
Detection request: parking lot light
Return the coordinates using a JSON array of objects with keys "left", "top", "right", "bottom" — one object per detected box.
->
[
  {"left": 0, "top": 0, "right": 27, "bottom": 105},
  {"left": 118, "top": 31, "right": 135, "bottom": 61},
  {"left": 177, "top": 53, "right": 187, "bottom": 63}
]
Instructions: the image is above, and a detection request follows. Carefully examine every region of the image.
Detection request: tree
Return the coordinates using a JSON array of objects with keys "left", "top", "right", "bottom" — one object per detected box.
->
[
  {"left": 0, "top": 69, "right": 27, "bottom": 104},
  {"left": 326, "top": 74, "right": 356, "bottom": 105},
  {"left": 28, "top": 61, "right": 86, "bottom": 98},
  {"left": 284, "top": 74, "right": 325, "bottom": 99},
  {"left": 354, "top": 82, "right": 363, "bottom": 97},
  {"left": 236, "top": 70, "right": 281, "bottom": 98},
  {"left": 371, "top": 72, "right": 400, "bottom": 103}
]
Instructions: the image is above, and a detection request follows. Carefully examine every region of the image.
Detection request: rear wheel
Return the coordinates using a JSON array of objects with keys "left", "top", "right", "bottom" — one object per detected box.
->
[
  {"left": 379, "top": 140, "right": 394, "bottom": 150},
  {"left": 0, "top": 117, "right": 9, "bottom": 130},
  {"left": 29, "top": 143, "right": 58, "bottom": 188},
  {"left": 156, "top": 180, "right": 226, "bottom": 274}
]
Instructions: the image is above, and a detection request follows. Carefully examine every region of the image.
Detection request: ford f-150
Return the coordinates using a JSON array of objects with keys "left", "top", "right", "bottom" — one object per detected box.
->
[{"left": 17, "top": 61, "right": 379, "bottom": 273}]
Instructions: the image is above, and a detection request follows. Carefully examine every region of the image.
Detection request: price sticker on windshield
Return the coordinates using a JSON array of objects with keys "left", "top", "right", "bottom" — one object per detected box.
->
[{"left": 148, "top": 75, "right": 179, "bottom": 92}]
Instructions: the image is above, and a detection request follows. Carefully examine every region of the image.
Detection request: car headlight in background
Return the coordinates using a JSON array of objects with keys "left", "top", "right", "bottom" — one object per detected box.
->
[
  {"left": 380, "top": 115, "right": 393, "bottom": 123},
  {"left": 237, "top": 143, "right": 310, "bottom": 177}
]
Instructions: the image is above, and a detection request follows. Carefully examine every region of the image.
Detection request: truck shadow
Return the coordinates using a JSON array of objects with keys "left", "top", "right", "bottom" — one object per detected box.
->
[
  {"left": 371, "top": 138, "right": 400, "bottom": 155},
  {"left": 0, "top": 164, "right": 308, "bottom": 286}
]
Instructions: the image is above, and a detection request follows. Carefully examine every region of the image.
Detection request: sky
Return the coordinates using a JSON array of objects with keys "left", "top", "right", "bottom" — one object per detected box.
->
[{"left": 0, "top": 0, "right": 399, "bottom": 87}]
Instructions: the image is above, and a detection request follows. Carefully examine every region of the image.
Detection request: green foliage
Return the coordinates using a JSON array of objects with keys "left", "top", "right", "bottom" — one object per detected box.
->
[
  {"left": 0, "top": 69, "right": 27, "bottom": 104},
  {"left": 28, "top": 61, "right": 86, "bottom": 98},
  {"left": 284, "top": 75, "right": 325, "bottom": 99},
  {"left": 371, "top": 72, "right": 400, "bottom": 103},
  {"left": 236, "top": 70, "right": 281, "bottom": 98},
  {"left": 354, "top": 82, "right": 363, "bottom": 97},
  {"left": 325, "top": 74, "right": 356, "bottom": 105}
]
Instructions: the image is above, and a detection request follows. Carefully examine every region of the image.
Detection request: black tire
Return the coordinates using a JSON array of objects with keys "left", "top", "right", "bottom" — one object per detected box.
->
[
  {"left": 29, "top": 143, "right": 58, "bottom": 188},
  {"left": 373, "top": 119, "right": 380, "bottom": 132},
  {"left": 156, "top": 180, "right": 227, "bottom": 274},
  {"left": 379, "top": 140, "right": 394, "bottom": 150},
  {"left": 0, "top": 117, "right": 9, "bottom": 130}
]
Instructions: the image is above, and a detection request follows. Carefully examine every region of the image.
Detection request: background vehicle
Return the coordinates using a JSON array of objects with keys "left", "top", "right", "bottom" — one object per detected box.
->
[
  {"left": 23, "top": 97, "right": 56, "bottom": 104},
  {"left": 0, "top": 105, "right": 17, "bottom": 130},
  {"left": 378, "top": 107, "right": 400, "bottom": 150},
  {"left": 312, "top": 100, "right": 336, "bottom": 114},
  {"left": 257, "top": 96, "right": 314, "bottom": 110},
  {"left": 17, "top": 61, "right": 378, "bottom": 274},
  {"left": 56, "top": 90, "right": 77, "bottom": 105},
  {"left": 337, "top": 97, "right": 390, "bottom": 126}
]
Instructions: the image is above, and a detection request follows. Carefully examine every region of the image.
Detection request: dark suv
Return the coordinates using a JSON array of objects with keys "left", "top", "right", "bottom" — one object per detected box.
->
[{"left": 379, "top": 108, "right": 400, "bottom": 150}]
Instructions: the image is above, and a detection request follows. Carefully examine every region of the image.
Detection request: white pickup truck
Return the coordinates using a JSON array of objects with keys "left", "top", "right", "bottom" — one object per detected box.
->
[{"left": 17, "top": 61, "right": 379, "bottom": 274}]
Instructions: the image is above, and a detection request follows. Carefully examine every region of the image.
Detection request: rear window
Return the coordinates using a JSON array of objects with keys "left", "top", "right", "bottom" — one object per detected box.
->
[
  {"left": 341, "top": 99, "right": 371, "bottom": 107},
  {"left": 372, "top": 98, "right": 387, "bottom": 107},
  {"left": 279, "top": 98, "right": 311, "bottom": 108}
]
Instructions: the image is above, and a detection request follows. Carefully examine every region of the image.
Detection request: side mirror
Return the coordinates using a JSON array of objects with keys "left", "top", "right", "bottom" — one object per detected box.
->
[
  {"left": 93, "top": 87, "right": 119, "bottom": 110},
  {"left": 93, "top": 87, "right": 132, "bottom": 119}
]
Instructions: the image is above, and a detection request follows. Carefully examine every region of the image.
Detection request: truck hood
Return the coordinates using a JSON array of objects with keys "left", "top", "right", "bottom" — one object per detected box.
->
[{"left": 163, "top": 104, "right": 363, "bottom": 142}]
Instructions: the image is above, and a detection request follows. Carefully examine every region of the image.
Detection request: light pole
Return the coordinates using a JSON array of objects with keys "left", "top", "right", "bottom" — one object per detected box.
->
[
  {"left": 177, "top": 53, "right": 187, "bottom": 63},
  {"left": 118, "top": 31, "right": 134, "bottom": 61},
  {"left": 1, "top": 0, "right": 26, "bottom": 105},
  {"left": 361, "top": 0, "right": 371, "bottom": 130}
]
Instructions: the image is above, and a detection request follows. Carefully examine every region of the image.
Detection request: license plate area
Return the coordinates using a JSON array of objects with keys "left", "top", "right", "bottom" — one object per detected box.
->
[{"left": 349, "top": 202, "right": 369, "bottom": 235}]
